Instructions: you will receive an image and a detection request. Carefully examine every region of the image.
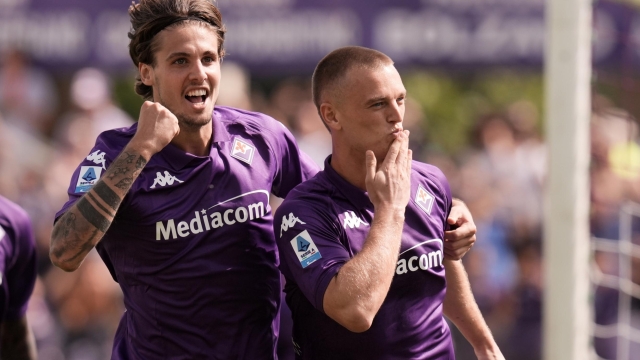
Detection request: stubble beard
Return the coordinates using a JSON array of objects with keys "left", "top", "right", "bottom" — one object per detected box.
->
[
  {"left": 175, "top": 112, "right": 212, "bottom": 131},
  {"left": 156, "top": 90, "right": 213, "bottom": 132}
]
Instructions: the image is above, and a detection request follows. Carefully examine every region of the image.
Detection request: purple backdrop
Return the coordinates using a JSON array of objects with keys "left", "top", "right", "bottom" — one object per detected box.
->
[{"left": 0, "top": 0, "right": 634, "bottom": 75}]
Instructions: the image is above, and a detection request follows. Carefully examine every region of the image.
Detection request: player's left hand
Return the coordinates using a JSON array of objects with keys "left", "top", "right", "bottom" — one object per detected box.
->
[{"left": 443, "top": 198, "right": 476, "bottom": 260}]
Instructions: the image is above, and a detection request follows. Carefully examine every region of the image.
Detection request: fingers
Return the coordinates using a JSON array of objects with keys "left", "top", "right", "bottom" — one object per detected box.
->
[
  {"left": 444, "top": 222, "right": 476, "bottom": 242},
  {"left": 394, "top": 130, "right": 410, "bottom": 167},
  {"left": 365, "top": 150, "right": 376, "bottom": 184},
  {"left": 406, "top": 149, "right": 413, "bottom": 175},
  {"left": 382, "top": 130, "right": 408, "bottom": 168},
  {"left": 443, "top": 240, "right": 474, "bottom": 260},
  {"left": 447, "top": 207, "right": 461, "bottom": 226}
]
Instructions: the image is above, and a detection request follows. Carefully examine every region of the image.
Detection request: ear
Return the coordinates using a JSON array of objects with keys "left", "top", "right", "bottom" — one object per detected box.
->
[
  {"left": 320, "top": 102, "right": 342, "bottom": 131},
  {"left": 139, "top": 63, "right": 154, "bottom": 86}
]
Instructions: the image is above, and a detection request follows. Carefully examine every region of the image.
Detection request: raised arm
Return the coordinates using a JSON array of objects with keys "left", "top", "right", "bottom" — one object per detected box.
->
[
  {"left": 322, "top": 131, "right": 412, "bottom": 333},
  {"left": 443, "top": 259, "right": 504, "bottom": 360},
  {"left": 50, "top": 101, "right": 179, "bottom": 272}
]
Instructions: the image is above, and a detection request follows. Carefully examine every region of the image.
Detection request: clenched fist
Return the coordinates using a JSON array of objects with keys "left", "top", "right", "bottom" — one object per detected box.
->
[{"left": 130, "top": 101, "right": 180, "bottom": 157}]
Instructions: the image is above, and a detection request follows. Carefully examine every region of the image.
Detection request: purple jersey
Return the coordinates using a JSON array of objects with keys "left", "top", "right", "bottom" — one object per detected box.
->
[
  {"left": 55, "top": 106, "right": 319, "bottom": 359},
  {"left": 274, "top": 156, "right": 455, "bottom": 360},
  {"left": 0, "top": 196, "right": 37, "bottom": 322}
]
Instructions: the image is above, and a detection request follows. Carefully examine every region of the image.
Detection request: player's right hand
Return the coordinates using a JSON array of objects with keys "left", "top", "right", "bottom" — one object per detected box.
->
[
  {"left": 365, "top": 130, "right": 412, "bottom": 213},
  {"left": 131, "top": 101, "right": 180, "bottom": 156}
]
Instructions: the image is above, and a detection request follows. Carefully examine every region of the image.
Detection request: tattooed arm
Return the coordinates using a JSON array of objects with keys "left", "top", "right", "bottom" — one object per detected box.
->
[
  {"left": 50, "top": 102, "right": 179, "bottom": 272},
  {"left": 1, "top": 315, "right": 37, "bottom": 360}
]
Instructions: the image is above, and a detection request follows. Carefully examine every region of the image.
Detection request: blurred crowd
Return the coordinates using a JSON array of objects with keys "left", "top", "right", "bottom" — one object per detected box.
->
[{"left": 1, "top": 47, "right": 639, "bottom": 360}]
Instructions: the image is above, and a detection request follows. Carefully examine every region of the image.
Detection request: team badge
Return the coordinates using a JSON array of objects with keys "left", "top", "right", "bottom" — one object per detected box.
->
[
  {"left": 75, "top": 166, "right": 103, "bottom": 193},
  {"left": 415, "top": 184, "right": 435, "bottom": 215},
  {"left": 231, "top": 138, "right": 255, "bottom": 165},
  {"left": 290, "top": 230, "right": 322, "bottom": 268}
]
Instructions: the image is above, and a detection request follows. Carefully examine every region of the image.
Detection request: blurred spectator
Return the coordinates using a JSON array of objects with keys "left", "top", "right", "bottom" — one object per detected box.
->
[
  {"left": 53, "top": 67, "right": 134, "bottom": 156},
  {"left": 0, "top": 49, "right": 58, "bottom": 137},
  {"left": 291, "top": 101, "right": 330, "bottom": 168}
]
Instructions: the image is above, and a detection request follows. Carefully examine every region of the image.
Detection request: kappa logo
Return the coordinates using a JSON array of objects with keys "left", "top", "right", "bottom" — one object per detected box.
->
[
  {"left": 230, "top": 138, "right": 255, "bottom": 165},
  {"left": 86, "top": 150, "right": 107, "bottom": 169},
  {"left": 280, "top": 212, "right": 306, "bottom": 238},
  {"left": 415, "top": 185, "right": 435, "bottom": 215},
  {"left": 150, "top": 171, "right": 184, "bottom": 189},
  {"left": 290, "top": 230, "right": 322, "bottom": 268},
  {"left": 342, "top": 211, "right": 368, "bottom": 229}
]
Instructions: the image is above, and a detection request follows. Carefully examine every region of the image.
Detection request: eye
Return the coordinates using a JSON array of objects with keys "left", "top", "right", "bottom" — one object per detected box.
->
[
  {"left": 397, "top": 96, "right": 405, "bottom": 104},
  {"left": 173, "top": 58, "right": 187, "bottom": 65},
  {"left": 203, "top": 56, "right": 215, "bottom": 64},
  {"left": 371, "top": 101, "right": 385, "bottom": 108}
]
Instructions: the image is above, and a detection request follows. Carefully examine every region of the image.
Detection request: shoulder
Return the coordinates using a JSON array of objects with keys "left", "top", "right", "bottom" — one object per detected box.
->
[
  {"left": 0, "top": 196, "right": 30, "bottom": 229},
  {"left": 93, "top": 123, "right": 138, "bottom": 156},
  {"left": 216, "top": 106, "right": 293, "bottom": 143},
  {"left": 411, "top": 160, "right": 450, "bottom": 198},
  {"left": 0, "top": 196, "right": 34, "bottom": 250},
  {"left": 276, "top": 173, "right": 336, "bottom": 216},
  {"left": 412, "top": 161, "right": 448, "bottom": 185}
]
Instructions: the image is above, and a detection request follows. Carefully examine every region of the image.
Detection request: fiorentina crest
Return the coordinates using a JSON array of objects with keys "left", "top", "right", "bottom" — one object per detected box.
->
[
  {"left": 231, "top": 138, "right": 255, "bottom": 165},
  {"left": 415, "top": 184, "right": 435, "bottom": 215}
]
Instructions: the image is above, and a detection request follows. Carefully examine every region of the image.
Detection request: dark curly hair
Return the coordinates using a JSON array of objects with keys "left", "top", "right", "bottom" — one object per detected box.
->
[{"left": 128, "top": 0, "right": 226, "bottom": 100}]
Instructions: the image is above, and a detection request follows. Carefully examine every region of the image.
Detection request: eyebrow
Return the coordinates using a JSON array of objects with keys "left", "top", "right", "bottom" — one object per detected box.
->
[
  {"left": 364, "top": 92, "right": 407, "bottom": 106},
  {"left": 364, "top": 96, "right": 387, "bottom": 106},
  {"left": 165, "top": 50, "right": 217, "bottom": 61}
]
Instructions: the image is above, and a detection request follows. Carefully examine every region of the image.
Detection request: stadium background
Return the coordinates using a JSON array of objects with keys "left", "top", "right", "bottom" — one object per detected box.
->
[{"left": 0, "top": 0, "right": 638, "bottom": 358}]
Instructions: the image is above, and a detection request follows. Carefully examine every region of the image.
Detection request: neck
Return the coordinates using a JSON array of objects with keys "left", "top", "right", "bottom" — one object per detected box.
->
[
  {"left": 171, "top": 121, "right": 212, "bottom": 156},
  {"left": 330, "top": 140, "right": 368, "bottom": 191}
]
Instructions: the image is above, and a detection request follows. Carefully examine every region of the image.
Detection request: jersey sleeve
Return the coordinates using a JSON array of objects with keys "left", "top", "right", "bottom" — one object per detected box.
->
[
  {"left": 274, "top": 197, "right": 348, "bottom": 312},
  {"left": 268, "top": 123, "right": 320, "bottom": 198},
  {"left": 5, "top": 210, "right": 37, "bottom": 320},
  {"left": 54, "top": 137, "right": 116, "bottom": 222}
]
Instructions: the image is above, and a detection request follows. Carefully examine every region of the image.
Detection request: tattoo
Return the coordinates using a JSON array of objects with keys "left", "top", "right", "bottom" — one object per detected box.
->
[
  {"left": 51, "top": 212, "right": 77, "bottom": 258},
  {"left": 115, "top": 177, "right": 133, "bottom": 190},
  {"left": 107, "top": 167, "right": 129, "bottom": 180},
  {"left": 136, "top": 155, "right": 147, "bottom": 169},
  {"left": 76, "top": 196, "right": 111, "bottom": 232},
  {"left": 87, "top": 192, "right": 114, "bottom": 217},
  {"left": 123, "top": 151, "right": 136, "bottom": 164},
  {"left": 66, "top": 228, "right": 100, "bottom": 263},
  {"left": 93, "top": 181, "right": 121, "bottom": 210}
]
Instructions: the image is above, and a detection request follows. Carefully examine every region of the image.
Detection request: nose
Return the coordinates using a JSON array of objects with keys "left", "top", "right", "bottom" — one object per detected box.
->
[
  {"left": 387, "top": 101, "right": 404, "bottom": 125},
  {"left": 189, "top": 61, "right": 207, "bottom": 83}
]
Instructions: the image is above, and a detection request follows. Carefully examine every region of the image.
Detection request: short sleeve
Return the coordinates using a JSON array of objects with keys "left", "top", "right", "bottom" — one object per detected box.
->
[
  {"left": 4, "top": 211, "right": 37, "bottom": 320},
  {"left": 54, "top": 137, "right": 116, "bottom": 222},
  {"left": 268, "top": 123, "right": 320, "bottom": 198},
  {"left": 274, "top": 197, "right": 348, "bottom": 312}
]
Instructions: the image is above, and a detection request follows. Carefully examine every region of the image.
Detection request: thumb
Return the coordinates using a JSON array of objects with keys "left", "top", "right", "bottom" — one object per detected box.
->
[
  {"left": 365, "top": 150, "right": 376, "bottom": 183},
  {"left": 447, "top": 207, "right": 461, "bottom": 225}
]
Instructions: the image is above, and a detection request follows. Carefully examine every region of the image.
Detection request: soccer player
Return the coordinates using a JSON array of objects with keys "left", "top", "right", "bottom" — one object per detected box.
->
[
  {"left": 274, "top": 46, "right": 504, "bottom": 359},
  {"left": 0, "top": 195, "right": 37, "bottom": 360},
  {"left": 50, "top": 1, "right": 478, "bottom": 358}
]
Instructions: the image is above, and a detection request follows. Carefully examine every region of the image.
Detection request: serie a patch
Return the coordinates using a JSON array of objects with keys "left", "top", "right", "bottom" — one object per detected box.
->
[
  {"left": 75, "top": 166, "right": 103, "bottom": 193},
  {"left": 290, "top": 230, "right": 322, "bottom": 268},
  {"left": 415, "top": 184, "right": 435, "bottom": 215},
  {"left": 230, "top": 138, "right": 255, "bottom": 165}
]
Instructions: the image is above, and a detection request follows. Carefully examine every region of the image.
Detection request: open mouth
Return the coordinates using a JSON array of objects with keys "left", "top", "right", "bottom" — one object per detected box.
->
[{"left": 185, "top": 89, "right": 208, "bottom": 104}]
